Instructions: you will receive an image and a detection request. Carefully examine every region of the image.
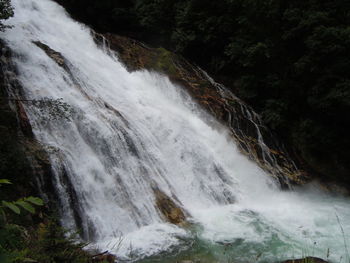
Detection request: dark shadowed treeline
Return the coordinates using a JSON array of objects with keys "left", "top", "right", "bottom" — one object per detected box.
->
[{"left": 56, "top": 0, "right": 350, "bottom": 185}]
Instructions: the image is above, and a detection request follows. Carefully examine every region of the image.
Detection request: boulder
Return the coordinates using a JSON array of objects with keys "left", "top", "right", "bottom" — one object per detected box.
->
[
  {"left": 154, "top": 188, "right": 187, "bottom": 225},
  {"left": 92, "top": 251, "right": 116, "bottom": 263},
  {"left": 281, "top": 257, "right": 328, "bottom": 263}
]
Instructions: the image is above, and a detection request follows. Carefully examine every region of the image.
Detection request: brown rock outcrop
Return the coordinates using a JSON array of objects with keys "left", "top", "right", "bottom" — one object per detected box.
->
[
  {"left": 33, "top": 41, "right": 66, "bottom": 67},
  {"left": 154, "top": 188, "right": 187, "bottom": 225},
  {"left": 15, "top": 100, "right": 34, "bottom": 137}
]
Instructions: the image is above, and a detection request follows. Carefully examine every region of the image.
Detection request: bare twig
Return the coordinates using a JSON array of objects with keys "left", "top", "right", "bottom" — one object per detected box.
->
[{"left": 335, "top": 211, "right": 350, "bottom": 263}]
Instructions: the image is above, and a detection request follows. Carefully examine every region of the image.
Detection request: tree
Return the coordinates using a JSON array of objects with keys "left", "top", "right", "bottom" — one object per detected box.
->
[{"left": 0, "top": 0, "right": 13, "bottom": 31}]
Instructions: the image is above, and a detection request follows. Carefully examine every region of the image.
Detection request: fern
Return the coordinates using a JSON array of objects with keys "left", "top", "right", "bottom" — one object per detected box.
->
[{"left": 0, "top": 179, "right": 44, "bottom": 222}]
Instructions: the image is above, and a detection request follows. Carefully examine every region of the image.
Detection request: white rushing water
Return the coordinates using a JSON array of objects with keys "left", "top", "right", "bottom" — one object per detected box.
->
[{"left": 2, "top": 0, "right": 350, "bottom": 262}]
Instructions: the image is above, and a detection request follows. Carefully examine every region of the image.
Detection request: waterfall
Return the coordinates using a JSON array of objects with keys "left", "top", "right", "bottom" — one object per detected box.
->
[{"left": 1, "top": 0, "right": 350, "bottom": 262}]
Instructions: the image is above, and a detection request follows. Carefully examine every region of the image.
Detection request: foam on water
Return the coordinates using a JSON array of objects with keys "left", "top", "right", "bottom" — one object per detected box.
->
[{"left": 2, "top": 0, "right": 350, "bottom": 262}]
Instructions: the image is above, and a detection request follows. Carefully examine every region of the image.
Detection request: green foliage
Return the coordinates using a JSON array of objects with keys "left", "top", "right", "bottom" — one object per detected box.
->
[
  {"left": 0, "top": 179, "right": 11, "bottom": 185},
  {"left": 0, "top": 224, "right": 27, "bottom": 263},
  {"left": 0, "top": 179, "right": 44, "bottom": 223},
  {"left": 54, "top": 0, "right": 137, "bottom": 33},
  {"left": 0, "top": 181, "right": 90, "bottom": 263},
  {"left": 151, "top": 48, "right": 177, "bottom": 75},
  {"left": 1, "top": 201, "right": 20, "bottom": 215},
  {"left": 0, "top": 0, "right": 13, "bottom": 31},
  {"left": 23, "top": 220, "right": 91, "bottom": 263},
  {"left": 0, "top": 220, "right": 92, "bottom": 263},
  {"left": 0, "top": 180, "right": 43, "bottom": 263}
]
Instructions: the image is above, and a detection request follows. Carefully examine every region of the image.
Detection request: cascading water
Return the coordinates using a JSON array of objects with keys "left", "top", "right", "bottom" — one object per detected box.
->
[{"left": 1, "top": 0, "right": 350, "bottom": 262}]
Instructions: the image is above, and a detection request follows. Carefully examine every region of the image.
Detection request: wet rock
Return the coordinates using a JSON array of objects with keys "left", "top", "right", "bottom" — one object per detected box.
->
[
  {"left": 33, "top": 41, "right": 96, "bottom": 106},
  {"left": 281, "top": 257, "right": 329, "bottom": 263},
  {"left": 92, "top": 251, "right": 116, "bottom": 263},
  {"left": 15, "top": 100, "right": 34, "bottom": 137},
  {"left": 33, "top": 41, "right": 66, "bottom": 67},
  {"left": 154, "top": 188, "right": 186, "bottom": 225}
]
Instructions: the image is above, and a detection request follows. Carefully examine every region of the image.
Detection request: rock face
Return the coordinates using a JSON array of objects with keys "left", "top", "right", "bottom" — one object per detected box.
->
[
  {"left": 15, "top": 99, "right": 34, "bottom": 137},
  {"left": 99, "top": 33, "right": 311, "bottom": 187},
  {"left": 281, "top": 257, "right": 329, "bottom": 263},
  {"left": 154, "top": 188, "right": 187, "bottom": 225},
  {"left": 0, "top": 40, "right": 62, "bottom": 210},
  {"left": 33, "top": 41, "right": 66, "bottom": 67}
]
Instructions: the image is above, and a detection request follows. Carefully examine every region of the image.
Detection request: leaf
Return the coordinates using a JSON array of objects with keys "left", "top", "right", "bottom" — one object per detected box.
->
[
  {"left": 16, "top": 200, "right": 35, "bottom": 214},
  {"left": 0, "top": 207, "right": 6, "bottom": 222},
  {"left": 2, "top": 201, "right": 20, "bottom": 214},
  {"left": 25, "top": 197, "right": 44, "bottom": 206},
  {"left": 0, "top": 179, "right": 11, "bottom": 185}
]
